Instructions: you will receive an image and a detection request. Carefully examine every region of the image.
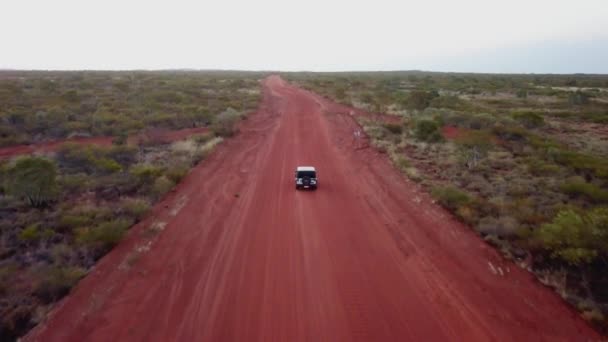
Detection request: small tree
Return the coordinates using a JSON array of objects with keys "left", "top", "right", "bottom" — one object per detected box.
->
[
  {"left": 536, "top": 208, "right": 608, "bottom": 265},
  {"left": 414, "top": 119, "right": 443, "bottom": 142},
  {"left": 515, "top": 88, "right": 528, "bottom": 99},
  {"left": 373, "top": 91, "right": 392, "bottom": 113},
  {"left": 334, "top": 87, "right": 347, "bottom": 102},
  {"left": 568, "top": 90, "right": 589, "bottom": 106},
  {"left": 511, "top": 111, "right": 544, "bottom": 129},
  {"left": 112, "top": 132, "right": 128, "bottom": 146},
  {"left": 7, "top": 157, "right": 59, "bottom": 208},
  {"left": 406, "top": 90, "right": 439, "bottom": 111},
  {"left": 455, "top": 131, "right": 493, "bottom": 169},
  {"left": 431, "top": 186, "right": 471, "bottom": 211}
]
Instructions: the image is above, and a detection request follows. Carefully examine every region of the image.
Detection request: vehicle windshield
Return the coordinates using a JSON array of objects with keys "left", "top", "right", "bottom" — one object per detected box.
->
[{"left": 297, "top": 171, "right": 316, "bottom": 178}]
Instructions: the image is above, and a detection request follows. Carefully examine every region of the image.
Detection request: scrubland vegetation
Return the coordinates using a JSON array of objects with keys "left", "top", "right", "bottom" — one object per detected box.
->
[
  {"left": 286, "top": 71, "right": 608, "bottom": 331},
  {"left": 0, "top": 71, "right": 262, "bottom": 339},
  {"left": 0, "top": 70, "right": 262, "bottom": 146}
]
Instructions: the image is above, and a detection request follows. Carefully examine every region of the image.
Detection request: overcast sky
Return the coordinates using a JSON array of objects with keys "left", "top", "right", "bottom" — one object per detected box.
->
[{"left": 2, "top": 0, "right": 607, "bottom": 73}]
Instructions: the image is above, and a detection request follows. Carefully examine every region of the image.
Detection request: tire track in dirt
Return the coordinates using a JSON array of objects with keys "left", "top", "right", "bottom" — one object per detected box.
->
[{"left": 25, "top": 76, "right": 600, "bottom": 341}]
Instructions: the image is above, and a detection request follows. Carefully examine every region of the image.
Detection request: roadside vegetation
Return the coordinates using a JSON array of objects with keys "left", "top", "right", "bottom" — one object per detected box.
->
[
  {"left": 285, "top": 71, "right": 608, "bottom": 332},
  {"left": 0, "top": 71, "right": 262, "bottom": 340},
  {"left": 0, "top": 70, "right": 262, "bottom": 146}
]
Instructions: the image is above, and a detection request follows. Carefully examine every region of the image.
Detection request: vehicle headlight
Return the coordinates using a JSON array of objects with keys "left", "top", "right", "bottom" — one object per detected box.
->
[
  {"left": 297, "top": 179, "right": 303, "bottom": 184},
  {"left": 311, "top": 180, "right": 317, "bottom": 184}
]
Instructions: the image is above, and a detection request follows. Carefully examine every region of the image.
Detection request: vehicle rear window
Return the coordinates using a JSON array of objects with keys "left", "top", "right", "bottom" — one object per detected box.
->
[{"left": 297, "top": 171, "right": 316, "bottom": 178}]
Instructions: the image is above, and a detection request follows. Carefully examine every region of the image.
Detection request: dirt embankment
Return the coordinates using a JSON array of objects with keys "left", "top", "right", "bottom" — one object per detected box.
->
[{"left": 25, "top": 76, "right": 600, "bottom": 341}]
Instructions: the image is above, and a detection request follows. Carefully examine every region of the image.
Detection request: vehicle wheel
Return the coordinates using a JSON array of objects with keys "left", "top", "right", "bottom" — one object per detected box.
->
[
  {"left": 312, "top": 186, "right": 317, "bottom": 190},
  {"left": 295, "top": 185, "right": 300, "bottom": 190}
]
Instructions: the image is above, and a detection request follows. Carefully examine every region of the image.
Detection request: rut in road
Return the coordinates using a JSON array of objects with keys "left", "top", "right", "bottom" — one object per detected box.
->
[{"left": 26, "top": 76, "right": 599, "bottom": 341}]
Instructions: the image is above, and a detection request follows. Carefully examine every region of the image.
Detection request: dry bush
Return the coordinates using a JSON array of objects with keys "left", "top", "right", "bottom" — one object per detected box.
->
[
  {"left": 194, "top": 136, "right": 223, "bottom": 163},
  {"left": 487, "top": 151, "right": 517, "bottom": 170},
  {"left": 120, "top": 197, "right": 151, "bottom": 221},
  {"left": 363, "top": 124, "right": 389, "bottom": 141},
  {"left": 152, "top": 176, "right": 175, "bottom": 198},
  {"left": 76, "top": 219, "right": 133, "bottom": 256},
  {"left": 432, "top": 186, "right": 471, "bottom": 211},
  {"left": 414, "top": 119, "right": 443, "bottom": 142},
  {"left": 462, "top": 174, "right": 493, "bottom": 197},
  {"left": 383, "top": 123, "right": 403, "bottom": 135},
  {"left": 477, "top": 216, "right": 520, "bottom": 238},
  {"left": 560, "top": 180, "right": 608, "bottom": 204},
  {"left": 212, "top": 108, "right": 242, "bottom": 137},
  {"left": 34, "top": 266, "right": 86, "bottom": 303}
]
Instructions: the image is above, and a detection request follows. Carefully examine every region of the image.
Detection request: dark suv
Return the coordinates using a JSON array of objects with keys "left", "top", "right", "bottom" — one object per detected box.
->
[{"left": 295, "top": 166, "right": 318, "bottom": 190}]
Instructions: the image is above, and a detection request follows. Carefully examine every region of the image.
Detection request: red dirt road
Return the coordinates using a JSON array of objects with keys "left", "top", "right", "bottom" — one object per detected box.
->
[{"left": 26, "top": 76, "right": 599, "bottom": 341}]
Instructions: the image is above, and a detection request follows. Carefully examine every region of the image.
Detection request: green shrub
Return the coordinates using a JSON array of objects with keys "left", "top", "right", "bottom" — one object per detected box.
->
[
  {"left": 429, "top": 95, "right": 472, "bottom": 111},
  {"left": 56, "top": 143, "right": 96, "bottom": 172},
  {"left": 57, "top": 144, "right": 129, "bottom": 174},
  {"left": 477, "top": 215, "right": 520, "bottom": 238},
  {"left": 432, "top": 186, "right": 471, "bottom": 211},
  {"left": 152, "top": 176, "right": 175, "bottom": 198},
  {"left": 536, "top": 208, "right": 608, "bottom": 265},
  {"left": 568, "top": 90, "right": 589, "bottom": 105},
  {"left": 76, "top": 219, "right": 132, "bottom": 252},
  {"left": 51, "top": 243, "right": 75, "bottom": 263},
  {"left": 17, "top": 224, "right": 54, "bottom": 243},
  {"left": 58, "top": 173, "right": 90, "bottom": 194},
  {"left": 212, "top": 108, "right": 241, "bottom": 137},
  {"left": 560, "top": 181, "right": 608, "bottom": 203},
  {"left": 6, "top": 157, "right": 58, "bottom": 208},
  {"left": 512, "top": 111, "right": 544, "bottom": 128},
  {"left": 526, "top": 159, "right": 561, "bottom": 176},
  {"left": 91, "top": 173, "right": 139, "bottom": 200},
  {"left": 166, "top": 165, "right": 189, "bottom": 183},
  {"left": 466, "top": 113, "right": 496, "bottom": 130},
  {"left": 193, "top": 132, "right": 214, "bottom": 145},
  {"left": 363, "top": 124, "right": 389, "bottom": 141},
  {"left": 112, "top": 133, "right": 128, "bottom": 146},
  {"left": 491, "top": 125, "right": 527, "bottom": 142},
  {"left": 516, "top": 88, "right": 528, "bottom": 99},
  {"left": 455, "top": 130, "right": 494, "bottom": 149},
  {"left": 588, "top": 112, "right": 608, "bottom": 124},
  {"left": 454, "top": 131, "right": 494, "bottom": 168},
  {"left": 92, "top": 157, "right": 122, "bottom": 173},
  {"left": 383, "top": 123, "right": 403, "bottom": 135},
  {"left": 130, "top": 164, "right": 164, "bottom": 184},
  {"left": 121, "top": 197, "right": 151, "bottom": 220},
  {"left": 59, "top": 204, "right": 115, "bottom": 231},
  {"left": 528, "top": 134, "right": 561, "bottom": 151},
  {"left": 194, "top": 137, "right": 223, "bottom": 163},
  {"left": 414, "top": 119, "right": 443, "bottom": 142},
  {"left": 59, "top": 214, "right": 91, "bottom": 230},
  {"left": 34, "top": 266, "right": 86, "bottom": 303},
  {"left": 550, "top": 149, "right": 608, "bottom": 180},
  {"left": 405, "top": 90, "right": 439, "bottom": 110},
  {"left": 106, "top": 145, "right": 137, "bottom": 167},
  {"left": 19, "top": 224, "right": 40, "bottom": 242},
  {"left": 392, "top": 154, "right": 410, "bottom": 172}
]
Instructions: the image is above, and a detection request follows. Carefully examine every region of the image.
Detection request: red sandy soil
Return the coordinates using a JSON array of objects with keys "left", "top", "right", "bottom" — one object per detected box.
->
[
  {"left": 441, "top": 125, "right": 465, "bottom": 140},
  {"left": 0, "top": 127, "right": 208, "bottom": 159},
  {"left": 25, "top": 76, "right": 600, "bottom": 341}
]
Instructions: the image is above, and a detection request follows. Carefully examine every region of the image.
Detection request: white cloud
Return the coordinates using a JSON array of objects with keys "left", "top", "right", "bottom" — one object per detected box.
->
[{"left": 1, "top": 0, "right": 607, "bottom": 72}]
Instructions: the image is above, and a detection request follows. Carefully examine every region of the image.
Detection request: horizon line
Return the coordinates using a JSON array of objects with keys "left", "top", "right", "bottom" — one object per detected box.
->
[{"left": 0, "top": 68, "right": 607, "bottom": 77}]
